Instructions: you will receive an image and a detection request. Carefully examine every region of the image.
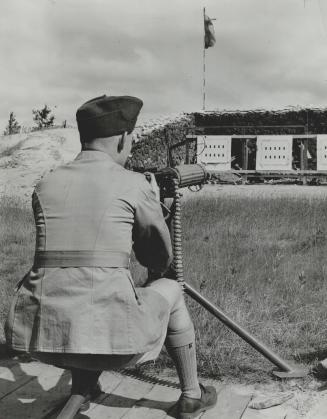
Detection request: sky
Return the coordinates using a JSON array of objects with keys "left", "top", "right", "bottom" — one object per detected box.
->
[{"left": 1, "top": 0, "right": 327, "bottom": 131}]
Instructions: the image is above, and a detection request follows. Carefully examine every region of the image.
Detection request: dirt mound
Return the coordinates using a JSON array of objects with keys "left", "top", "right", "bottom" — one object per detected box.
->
[{"left": 0, "top": 128, "right": 80, "bottom": 203}]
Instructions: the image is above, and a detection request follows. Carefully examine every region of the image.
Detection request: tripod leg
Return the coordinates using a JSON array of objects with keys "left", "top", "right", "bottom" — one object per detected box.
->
[{"left": 185, "top": 283, "right": 308, "bottom": 377}]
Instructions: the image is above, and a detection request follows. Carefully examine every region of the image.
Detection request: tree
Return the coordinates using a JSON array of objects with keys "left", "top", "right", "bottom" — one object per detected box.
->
[
  {"left": 3, "top": 112, "right": 21, "bottom": 135},
  {"left": 32, "top": 105, "right": 55, "bottom": 129}
]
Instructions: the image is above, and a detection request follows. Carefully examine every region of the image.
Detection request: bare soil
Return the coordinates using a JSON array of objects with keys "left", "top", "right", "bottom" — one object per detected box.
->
[{"left": 0, "top": 128, "right": 80, "bottom": 202}]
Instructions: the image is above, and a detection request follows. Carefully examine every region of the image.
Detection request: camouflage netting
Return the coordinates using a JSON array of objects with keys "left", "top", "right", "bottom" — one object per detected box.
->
[{"left": 127, "top": 113, "right": 195, "bottom": 170}]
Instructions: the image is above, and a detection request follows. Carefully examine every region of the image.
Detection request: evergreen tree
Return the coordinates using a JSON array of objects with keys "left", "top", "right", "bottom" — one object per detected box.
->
[
  {"left": 3, "top": 112, "right": 21, "bottom": 135},
  {"left": 32, "top": 105, "right": 55, "bottom": 129}
]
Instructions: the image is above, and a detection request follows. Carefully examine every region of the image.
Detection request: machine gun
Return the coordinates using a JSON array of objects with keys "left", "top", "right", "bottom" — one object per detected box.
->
[
  {"left": 136, "top": 163, "right": 208, "bottom": 198},
  {"left": 151, "top": 164, "right": 207, "bottom": 198}
]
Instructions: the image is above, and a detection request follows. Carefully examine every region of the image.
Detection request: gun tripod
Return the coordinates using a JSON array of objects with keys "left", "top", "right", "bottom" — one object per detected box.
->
[{"left": 170, "top": 177, "right": 308, "bottom": 379}]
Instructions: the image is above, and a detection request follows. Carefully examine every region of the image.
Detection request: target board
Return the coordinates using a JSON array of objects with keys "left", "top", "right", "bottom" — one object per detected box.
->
[
  {"left": 256, "top": 136, "right": 293, "bottom": 170},
  {"left": 197, "top": 135, "right": 231, "bottom": 170},
  {"left": 317, "top": 135, "right": 327, "bottom": 170}
]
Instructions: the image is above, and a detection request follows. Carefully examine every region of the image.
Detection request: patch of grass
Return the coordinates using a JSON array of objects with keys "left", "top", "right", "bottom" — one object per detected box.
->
[
  {"left": 1, "top": 193, "right": 327, "bottom": 381},
  {"left": 180, "top": 195, "right": 327, "bottom": 380},
  {"left": 0, "top": 196, "right": 34, "bottom": 342}
]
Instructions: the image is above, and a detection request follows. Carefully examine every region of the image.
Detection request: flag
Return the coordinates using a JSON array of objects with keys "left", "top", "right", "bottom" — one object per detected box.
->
[{"left": 204, "top": 14, "right": 216, "bottom": 49}]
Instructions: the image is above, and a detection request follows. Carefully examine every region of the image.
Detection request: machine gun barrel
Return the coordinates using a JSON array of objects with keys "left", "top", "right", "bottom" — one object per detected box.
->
[{"left": 151, "top": 164, "right": 208, "bottom": 198}]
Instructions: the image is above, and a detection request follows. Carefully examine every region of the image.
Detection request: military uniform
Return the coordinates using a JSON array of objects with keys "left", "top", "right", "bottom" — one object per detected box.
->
[
  {"left": 5, "top": 96, "right": 219, "bottom": 418},
  {"left": 6, "top": 120, "right": 173, "bottom": 368}
]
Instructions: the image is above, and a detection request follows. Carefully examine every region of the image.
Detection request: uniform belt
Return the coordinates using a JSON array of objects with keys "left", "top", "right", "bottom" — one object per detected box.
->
[{"left": 34, "top": 250, "right": 130, "bottom": 268}]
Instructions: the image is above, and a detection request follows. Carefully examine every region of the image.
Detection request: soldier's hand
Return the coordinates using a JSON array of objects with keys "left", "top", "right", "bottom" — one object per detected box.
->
[
  {"left": 161, "top": 198, "right": 174, "bottom": 225},
  {"left": 145, "top": 172, "right": 160, "bottom": 201}
]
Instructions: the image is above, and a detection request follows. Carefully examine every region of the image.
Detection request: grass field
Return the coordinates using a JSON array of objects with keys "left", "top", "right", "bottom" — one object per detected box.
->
[
  {"left": 0, "top": 196, "right": 34, "bottom": 344},
  {"left": 180, "top": 193, "right": 327, "bottom": 380},
  {"left": 1, "top": 191, "right": 327, "bottom": 381}
]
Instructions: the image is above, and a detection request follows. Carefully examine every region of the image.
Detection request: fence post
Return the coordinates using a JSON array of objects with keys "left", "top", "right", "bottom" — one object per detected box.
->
[
  {"left": 301, "top": 139, "right": 308, "bottom": 185},
  {"left": 242, "top": 138, "right": 249, "bottom": 184}
]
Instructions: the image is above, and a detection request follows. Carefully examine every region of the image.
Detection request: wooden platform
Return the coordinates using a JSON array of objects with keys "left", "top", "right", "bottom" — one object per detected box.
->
[{"left": 0, "top": 357, "right": 322, "bottom": 419}]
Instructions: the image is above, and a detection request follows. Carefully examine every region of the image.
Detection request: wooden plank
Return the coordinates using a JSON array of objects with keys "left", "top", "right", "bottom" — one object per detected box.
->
[
  {"left": 82, "top": 373, "right": 155, "bottom": 419},
  {"left": 300, "top": 139, "right": 308, "bottom": 170},
  {"left": 0, "top": 360, "right": 48, "bottom": 399},
  {"left": 242, "top": 139, "right": 249, "bottom": 170},
  {"left": 47, "top": 371, "right": 124, "bottom": 419},
  {"left": 293, "top": 135, "right": 316, "bottom": 139},
  {"left": 185, "top": 140, "right": 190, "bottom": 164},
  {"left": 232, "top": 136, "right": 257, "bottom": 140},
  {"left": 0, "top": 363, "right": 70, "bottom": 419},
  {"left": 124, "top": 381, "right": 181, "bottom": 419},
  {"left": 210, "top": 169, "right": 327, "bottom": 175},
  {"left": 127, "top": 380, "right": 226, "bottom": 419},
  {"left": 202, "top": 386, "right": 252, "bottom": 419},
  {"left": 300, "top": 139, "right": 309, "bottom": 185},
  {"left": 242, "top": 139, "right": 249, "bottom": 184},
  {"left": 206, "top": 169, "right": 327, "bottom": 175}
]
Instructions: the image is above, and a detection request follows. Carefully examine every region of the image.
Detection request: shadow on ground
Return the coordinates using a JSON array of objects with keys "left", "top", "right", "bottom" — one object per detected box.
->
[{"left": 0, "top": 354, "right": 180, "bottom": 419}]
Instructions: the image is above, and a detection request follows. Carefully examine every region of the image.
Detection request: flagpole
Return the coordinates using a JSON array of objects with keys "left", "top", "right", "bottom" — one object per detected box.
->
[{"left": 203, "top": 7, "right": 206, "bottom": 111}]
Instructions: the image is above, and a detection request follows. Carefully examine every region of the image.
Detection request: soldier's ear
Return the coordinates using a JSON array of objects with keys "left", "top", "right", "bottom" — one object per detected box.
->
[{"left": 117, "top": 132, "right": 127, "bottom": 153}]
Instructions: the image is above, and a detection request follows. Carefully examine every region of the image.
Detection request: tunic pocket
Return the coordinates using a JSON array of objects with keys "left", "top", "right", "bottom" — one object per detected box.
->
[{"left": 6, "top": 293, "right": 40, "bottom": 350}]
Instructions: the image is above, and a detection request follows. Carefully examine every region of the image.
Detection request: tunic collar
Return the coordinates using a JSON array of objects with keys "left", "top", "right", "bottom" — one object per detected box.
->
[{"left": 75, "top": 150, "right": 116, "bottom": 162}]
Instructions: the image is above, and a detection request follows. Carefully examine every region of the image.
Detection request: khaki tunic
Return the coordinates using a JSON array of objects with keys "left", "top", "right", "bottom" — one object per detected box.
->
[{"left": 5, "top": 150, "right": 173, "bottom": 356}]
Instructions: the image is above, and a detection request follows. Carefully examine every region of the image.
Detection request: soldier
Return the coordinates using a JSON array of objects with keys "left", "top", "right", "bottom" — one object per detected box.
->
[{"left": 5, "top": 95, "right": 217, "bottom": 419}]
